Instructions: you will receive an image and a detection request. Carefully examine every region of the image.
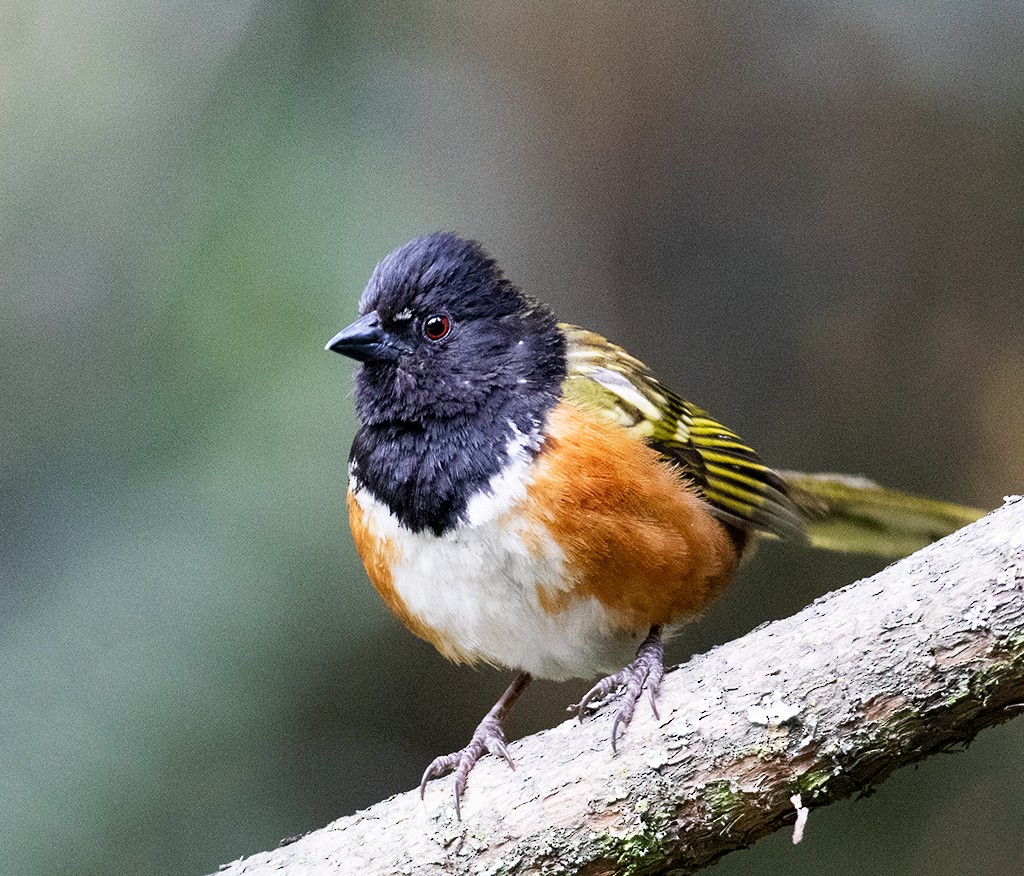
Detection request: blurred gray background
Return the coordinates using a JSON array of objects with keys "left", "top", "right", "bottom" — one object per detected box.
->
[{"left": 2, "top": 3, "right": 1022, "bottom": 874}]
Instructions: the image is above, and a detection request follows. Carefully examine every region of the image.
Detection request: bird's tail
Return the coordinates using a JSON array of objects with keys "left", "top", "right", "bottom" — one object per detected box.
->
[{"left": 779, "top": 471, "right": 985, "bottom": 558}]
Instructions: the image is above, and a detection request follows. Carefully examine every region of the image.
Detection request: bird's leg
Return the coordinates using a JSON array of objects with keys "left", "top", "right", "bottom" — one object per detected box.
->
[
  {"left": 571, "top": 625, "right": 664, "bottom": 752},
  {"left": 419, "top": 671, "right": 531, "bottom": 819}
]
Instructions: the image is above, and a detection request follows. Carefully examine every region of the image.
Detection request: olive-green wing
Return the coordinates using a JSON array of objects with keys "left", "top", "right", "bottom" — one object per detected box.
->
[
  {"left": 560, "top": 324, "right": 806, "bottom": 540},
  {"left": 780, "top": 471, "right": 983, "bottom": 557}
]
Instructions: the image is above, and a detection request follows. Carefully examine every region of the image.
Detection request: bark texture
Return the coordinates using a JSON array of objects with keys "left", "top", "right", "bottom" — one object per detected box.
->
[{"left": 216, "top": 497, "right": 1024, "bottom": 876}]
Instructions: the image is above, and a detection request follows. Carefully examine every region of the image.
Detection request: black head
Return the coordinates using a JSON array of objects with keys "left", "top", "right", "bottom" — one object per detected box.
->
[
  {"left": 327, "top": 232, "right": 566, "bottom": 427},
  {"left": 327, "top": 233, "right": 567, "bottom": 534}
]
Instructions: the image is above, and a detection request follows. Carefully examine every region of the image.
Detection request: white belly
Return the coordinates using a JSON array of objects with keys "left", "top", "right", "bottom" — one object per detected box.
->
[{"left": 350, "top": 480, "right": 642, "bottom": 681}]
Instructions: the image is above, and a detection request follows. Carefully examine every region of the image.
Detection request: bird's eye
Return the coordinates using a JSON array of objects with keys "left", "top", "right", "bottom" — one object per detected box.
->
[{"left": 423, "top": 314, "right": 451, "bottom": 341}]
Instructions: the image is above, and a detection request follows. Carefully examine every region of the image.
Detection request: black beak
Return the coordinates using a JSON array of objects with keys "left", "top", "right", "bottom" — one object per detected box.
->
[{"left": 325, "top": 312, "right": 401, "bottom": 363}]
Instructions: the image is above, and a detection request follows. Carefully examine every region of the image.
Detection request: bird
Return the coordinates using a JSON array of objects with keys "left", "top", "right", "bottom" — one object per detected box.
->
[{"left": 325, "top": 231, "right": 983, "bottom": 818}]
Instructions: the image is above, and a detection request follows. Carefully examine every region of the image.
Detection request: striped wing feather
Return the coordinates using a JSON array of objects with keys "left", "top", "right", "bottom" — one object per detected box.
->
[{"left": 560, "top": 325, "right": 806, "bottom": 541}]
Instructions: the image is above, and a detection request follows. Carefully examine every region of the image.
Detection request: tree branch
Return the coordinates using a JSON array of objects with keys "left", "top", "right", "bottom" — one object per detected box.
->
[{"left": 216, "top": 497, "right": 1024, "bottom": 876}]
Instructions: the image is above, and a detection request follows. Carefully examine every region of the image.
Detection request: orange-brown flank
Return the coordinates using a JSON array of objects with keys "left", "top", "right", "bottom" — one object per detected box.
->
[
  {"left": 348, "top": 399, "right": 740, "bottom": 669},
  {"left": 348, "top": 487, "right": 467, "bottom": 661},
  {"left": 524, "top": 400, "right": 740, "bottom": 633}
]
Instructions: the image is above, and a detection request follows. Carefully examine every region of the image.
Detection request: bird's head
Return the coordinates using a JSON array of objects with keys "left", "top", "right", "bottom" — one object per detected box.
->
[{"left": 328, "top": 233, "right": 566, "bottom": 427}]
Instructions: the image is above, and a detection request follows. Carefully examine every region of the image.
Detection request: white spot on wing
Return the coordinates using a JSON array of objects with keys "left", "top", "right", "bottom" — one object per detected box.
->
[{"left": 587, "top": 366, "right": 662, "bottom": 420}]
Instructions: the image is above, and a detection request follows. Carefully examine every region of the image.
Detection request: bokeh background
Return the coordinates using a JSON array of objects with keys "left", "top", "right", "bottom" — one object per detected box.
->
[{"left": 3, "top": 3, "right": 1023, "bottom": 874}]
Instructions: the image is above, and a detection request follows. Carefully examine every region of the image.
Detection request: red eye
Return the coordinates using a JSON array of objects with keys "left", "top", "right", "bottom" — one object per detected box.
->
[{"left": 423, "top": 314, "right": 451, "bottom": 341}]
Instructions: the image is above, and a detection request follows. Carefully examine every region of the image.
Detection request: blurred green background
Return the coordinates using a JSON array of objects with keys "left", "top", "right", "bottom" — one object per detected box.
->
[{"left": 2, "top": 3, "right": 1022, "bottom": 874}]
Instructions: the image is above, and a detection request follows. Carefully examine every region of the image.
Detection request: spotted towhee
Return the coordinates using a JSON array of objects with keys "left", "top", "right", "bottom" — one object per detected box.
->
[{"left": 326, "top": 232, "right": 982, "bottom": 817}]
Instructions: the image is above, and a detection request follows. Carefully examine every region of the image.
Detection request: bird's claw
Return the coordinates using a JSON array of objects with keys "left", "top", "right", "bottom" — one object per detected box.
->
[
  {"left": 570, "top": 627, "right": 664, "bottom": 752},
  {"left": 419, "top": 714, "right": 514, "bottom": 819}
]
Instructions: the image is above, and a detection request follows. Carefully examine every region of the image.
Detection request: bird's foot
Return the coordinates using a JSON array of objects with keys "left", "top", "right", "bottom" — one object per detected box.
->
[
  {"left": 419, "top": 715, "right": 513, "bottom": 819},
  {"left": 570, "top": 626, "right": 664, "bottom": 752},
  {"left": 419, "top": 672, "right": 530, "bottom": 819}
]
